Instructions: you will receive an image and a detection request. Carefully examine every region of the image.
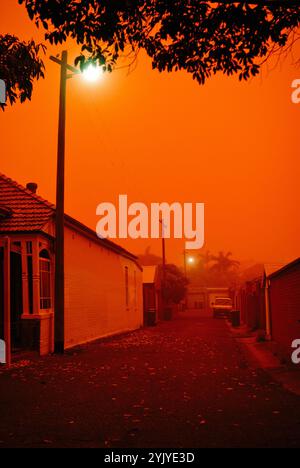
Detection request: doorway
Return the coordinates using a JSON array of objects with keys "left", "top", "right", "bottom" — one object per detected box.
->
[{"left": 0, "top": 249, "right": 23, "bottom": 350}]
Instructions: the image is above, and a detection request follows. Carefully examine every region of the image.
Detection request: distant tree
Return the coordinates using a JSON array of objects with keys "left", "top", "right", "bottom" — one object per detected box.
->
[
  {"left": 164, "top": 264, "right": 189, "bottom": 304},
  {"left": 0, "top": 34, "right": 45, "bottom": 109},
  {"left": 198, "top": 250, "right": 213, "bottom": 271},
  {"left": 138, "top": 246, "right": 162, "bottom": 266},
  {"left": 2, "top": 1, "right": 300, "bottom": 107},
  {"left": 210, "top": 251, "right": 240, "bottom": 276},
  {"left": 188, "top": 250, "right": 240, "bottom": 287},
  {"left": 162, "top": 264, "right": 188, "bottom": 305}
]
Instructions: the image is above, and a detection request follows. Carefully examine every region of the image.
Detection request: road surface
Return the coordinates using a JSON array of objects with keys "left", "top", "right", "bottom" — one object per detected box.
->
[{"left": 1, "top": 311, "right": 300, "bottom": 448}]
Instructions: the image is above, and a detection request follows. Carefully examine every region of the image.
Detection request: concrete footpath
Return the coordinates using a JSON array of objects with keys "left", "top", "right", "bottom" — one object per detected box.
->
[{"left": 228, "top": 323, "right": 300, "bottom": 397}]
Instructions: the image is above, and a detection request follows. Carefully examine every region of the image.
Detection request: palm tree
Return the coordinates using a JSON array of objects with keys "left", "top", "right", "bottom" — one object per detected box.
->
[
  {"left": 210, "top": 251, "right": 240, "bottom": 275},
  {"left": 199, "top": 250, "right": 213, "bottom": 270}
]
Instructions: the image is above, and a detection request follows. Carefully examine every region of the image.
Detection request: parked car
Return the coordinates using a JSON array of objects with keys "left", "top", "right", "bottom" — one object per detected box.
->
[{"left": 212, "top": 297, "right": 233, "bottom": 319}]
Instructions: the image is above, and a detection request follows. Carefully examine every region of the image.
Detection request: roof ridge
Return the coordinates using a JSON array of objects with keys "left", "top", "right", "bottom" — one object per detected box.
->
[{"left": 0, "top": 172, "right": 54, "bottom": 211}]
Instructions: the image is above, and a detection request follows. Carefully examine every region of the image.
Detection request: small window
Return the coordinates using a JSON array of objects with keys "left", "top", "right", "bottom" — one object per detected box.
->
[
  {"left": 40, "top": 249, "right": 50, "bottom": 260},
  {"left": 39, "top": 250, "right": 51, "bottom": 309},
  {"left": 125, "top": 266, "right": 129, "bottom": 308}
]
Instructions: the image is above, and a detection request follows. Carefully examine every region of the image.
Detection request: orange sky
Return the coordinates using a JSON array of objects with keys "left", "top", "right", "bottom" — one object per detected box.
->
[{"left": 1, "top": 0, "right": 300, "bottom": 268}]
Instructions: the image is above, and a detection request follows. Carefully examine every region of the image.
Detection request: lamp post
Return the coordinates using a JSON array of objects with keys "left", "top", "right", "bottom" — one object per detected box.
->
[
  {"left": 50, "top": 51, "right": 101, "bottom": 353},
  {"left": 183, "top": 251, "right": 195, "bottom": 311},
  {"left": 159, "top": 218, "right": 167, "bottom": 317},
  {"left": 162, "top": 231, "right": 166, "bottom": 287}
]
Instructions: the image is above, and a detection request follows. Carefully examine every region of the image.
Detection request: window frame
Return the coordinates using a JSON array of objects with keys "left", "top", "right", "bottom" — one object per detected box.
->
[{"left": 39, "top": 250, "right": 52, "bottom": 310}]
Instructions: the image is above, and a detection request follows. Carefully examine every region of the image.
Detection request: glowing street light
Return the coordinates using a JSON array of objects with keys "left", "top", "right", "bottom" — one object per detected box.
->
[
  {"left": 50, "top": 51, "right": 102, "bottom": 353},
  {"left": 82, "top": 64, "right": 103, "bottom": 83},
  {"left": 183, "top": 251, "right": 196, "bottom": 311},
  {"left": 184, "top": 250, "right": 196, "bottom": 277}
]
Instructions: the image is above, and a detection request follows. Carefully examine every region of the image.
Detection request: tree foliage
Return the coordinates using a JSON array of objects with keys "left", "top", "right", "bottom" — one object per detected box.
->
[
  {"left": 19, "top": 0, "right": 300, "bottom": 83},
  {"left": 139, "top": 246, "right": 162, "bottom": 266},
  {"left": 1, "top": 1, "right": 300, "bottom": 107},
  {"left": 162, "top": 264, "right": 189, "bottom": 304},
  {"left": 0, "top": 34, "right": 45, "bottom": 109},
  {"left": 210, "top": 251, "right": 240, "bottom": 275},
  {"left": 188, "top": 250, "right": 240, "bottom": 287}
]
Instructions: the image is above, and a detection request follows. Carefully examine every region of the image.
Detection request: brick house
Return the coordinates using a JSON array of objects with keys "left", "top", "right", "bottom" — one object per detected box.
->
[
  {"left": 0, "top": 174, "right": 143, "bottom": 356},
  {"left": 268, "top": 258, "right": 300, "bottom": 360}
]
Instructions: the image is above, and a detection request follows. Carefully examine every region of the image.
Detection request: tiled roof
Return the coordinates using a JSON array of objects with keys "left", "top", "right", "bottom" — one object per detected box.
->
[
  {"left": 0, "top": 173, "right": 141, "bottom": 266},
  {"left": 0, "top": 173, "right": 54, "bottom": 232}
]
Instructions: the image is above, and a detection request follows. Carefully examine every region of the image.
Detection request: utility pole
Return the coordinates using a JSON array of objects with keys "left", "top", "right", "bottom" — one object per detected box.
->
[
  {"left": 162, "top": 236, "right": 166, "bottom": 287},
  {"left": 183, "top": 249, "right": 188, "bottom": 311},
  {"left": 160, "top": 218, "right": 167, "bottom": 315},
  {"left": 183, "top": 250, "right": 187, "bottom": 277},
  {"left": 51, "top": 51, "right": 68, "bottom": 354},
  {"left": 50, "top": 52, "right": 98, "bottom": 353}
]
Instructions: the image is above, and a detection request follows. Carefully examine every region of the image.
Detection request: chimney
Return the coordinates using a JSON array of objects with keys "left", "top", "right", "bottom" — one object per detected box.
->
[{"left": 26, "top": 182, "right": 38, "bottom": 194}]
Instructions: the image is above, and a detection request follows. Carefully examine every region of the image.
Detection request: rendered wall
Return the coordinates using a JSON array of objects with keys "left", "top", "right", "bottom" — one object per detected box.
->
[{"left": 64, "top": 226, "right": 143, "bottom": 348}]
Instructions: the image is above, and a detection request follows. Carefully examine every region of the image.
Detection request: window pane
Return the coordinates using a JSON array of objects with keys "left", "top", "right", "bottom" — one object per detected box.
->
[{"left": 39, "top": 259, "right": 51, "bottom": 309}]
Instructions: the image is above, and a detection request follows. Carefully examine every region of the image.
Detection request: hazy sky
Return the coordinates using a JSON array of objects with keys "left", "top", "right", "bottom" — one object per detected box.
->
[{"left": 1, "top": 0, "right": 300, "bottom": 267}]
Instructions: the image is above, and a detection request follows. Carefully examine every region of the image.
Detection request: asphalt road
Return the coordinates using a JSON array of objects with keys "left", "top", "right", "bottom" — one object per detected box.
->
[{"left": 1, "top": 311, "right": 300, "bottom": 448}]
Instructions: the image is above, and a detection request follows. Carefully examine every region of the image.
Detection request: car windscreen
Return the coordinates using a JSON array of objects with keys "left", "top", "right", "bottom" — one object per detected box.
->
[{"left": 215, "top": 298, "right": 232, "bottom": 306}]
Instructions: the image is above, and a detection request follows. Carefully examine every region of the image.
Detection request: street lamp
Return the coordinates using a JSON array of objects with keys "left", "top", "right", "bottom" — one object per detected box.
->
[
  {"left": 50, "top": 51, "right": 101, "bottom": 353},
  {"left": 183, "top": 251, "right": 196, "bottom": 312},
  {"left": 183, "top": 250, "right": 195, "bottom": 276},
  {"left": 82, "top": 64, "right": 103, "bottom": 82}
]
